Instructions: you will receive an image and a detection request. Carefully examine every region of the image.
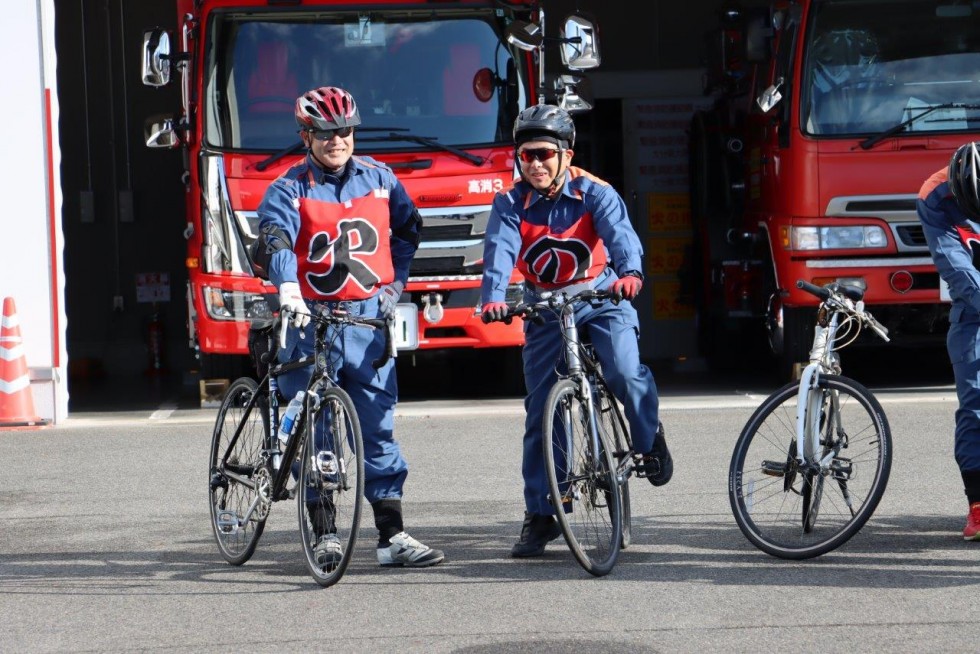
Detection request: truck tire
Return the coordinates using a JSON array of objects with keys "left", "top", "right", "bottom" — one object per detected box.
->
[
  {"left": 777, "top": 307, "right": 815, "bottom": 381},
  {"left": 199, "top": 353, "right": 254, "bottom": 383}
]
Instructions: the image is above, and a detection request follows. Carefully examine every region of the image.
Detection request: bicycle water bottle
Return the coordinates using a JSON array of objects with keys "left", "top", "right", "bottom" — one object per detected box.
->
[{"left": 278, "top": 391, "right": 305, "bottom": 449}]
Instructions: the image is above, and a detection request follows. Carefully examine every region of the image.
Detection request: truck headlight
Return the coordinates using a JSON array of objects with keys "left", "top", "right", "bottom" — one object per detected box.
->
[
  {"left": 790, "top": 226, "right": 887, "bottom": 250},
  {"left": 203, "top": 287, "right": 273, "bottom": 321}
]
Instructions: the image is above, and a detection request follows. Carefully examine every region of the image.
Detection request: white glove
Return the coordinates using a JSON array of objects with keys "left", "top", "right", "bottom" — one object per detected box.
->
[
  {"left": 278, "top": 282, "right": 311, "bottom": 329},
  {"left": 378, "top": 280, "right": 404, "bottom": 319}
]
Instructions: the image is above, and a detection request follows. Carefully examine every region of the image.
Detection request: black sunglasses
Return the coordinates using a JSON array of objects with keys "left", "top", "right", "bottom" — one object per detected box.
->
[
  {"left": 308, "top": 126, "right": 354, "bottom": 141},
  {"left": 518, "top": 147, "right": 560, "bottom": 163}
]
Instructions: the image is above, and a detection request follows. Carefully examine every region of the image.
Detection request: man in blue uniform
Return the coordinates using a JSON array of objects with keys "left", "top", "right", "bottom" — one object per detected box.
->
[
  {"left": 918, "top": 141, "right": 980, "bottom": 541},
  {"left": 481, "top": 104, "right": 673, "bottom": 557},
  {"left": 254, "top": 86, "right": 444, "bottom": 567}
]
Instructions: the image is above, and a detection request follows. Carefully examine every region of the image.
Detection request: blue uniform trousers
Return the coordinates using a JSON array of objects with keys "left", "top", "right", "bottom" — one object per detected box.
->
[
  {"left": 278, "top": 295, "right": 408, "bottom": 503},
  {"left": 521, "top": 294, "right": 660, "bottom": 515},
  {"left": 948, "top": 317, "right": 980, "bottom": 473}
]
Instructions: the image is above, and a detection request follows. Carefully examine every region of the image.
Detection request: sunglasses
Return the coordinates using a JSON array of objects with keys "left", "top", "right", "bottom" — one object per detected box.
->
[
  {"left": 518, "top": 147, "right": 560, "bottom": 163},
  {"left": 309, "top": 126, "right": 354, "bottom": 141}
]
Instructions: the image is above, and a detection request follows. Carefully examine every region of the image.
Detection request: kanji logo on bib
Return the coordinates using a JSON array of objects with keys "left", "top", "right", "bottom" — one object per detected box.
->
[{"left": 295, "top": 190, "right": 394, "bottom": 300}]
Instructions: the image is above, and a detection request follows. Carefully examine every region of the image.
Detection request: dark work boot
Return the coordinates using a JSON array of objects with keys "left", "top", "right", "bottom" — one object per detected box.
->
[
  {"left": 641, "top": 422, "right": 673, "bottom": 487},
  {"left": 511, "top": 512, "right": 562, "bottom": 558}
]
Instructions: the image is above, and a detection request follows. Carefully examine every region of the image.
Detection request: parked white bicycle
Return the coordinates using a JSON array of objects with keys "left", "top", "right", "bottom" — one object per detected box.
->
[{"left": 729, "top": 280, "right": 893, "bottom": 559}]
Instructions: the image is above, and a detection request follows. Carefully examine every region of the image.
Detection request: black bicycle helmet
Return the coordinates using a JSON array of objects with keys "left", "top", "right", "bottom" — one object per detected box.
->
[
  {"left": 513, "top": 103, "right": 576, "bottom": 148},
  {"left": 949, "top": 142, "right": 980, "bottom": 220}
]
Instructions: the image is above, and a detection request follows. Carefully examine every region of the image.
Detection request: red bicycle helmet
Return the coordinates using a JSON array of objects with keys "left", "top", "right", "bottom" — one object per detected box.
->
[
  {"left": 294, "top": 86, "right": 361, "bottom": 131},
  {"left": 949, "top": 142, "right": 980, "bottom": 220}
]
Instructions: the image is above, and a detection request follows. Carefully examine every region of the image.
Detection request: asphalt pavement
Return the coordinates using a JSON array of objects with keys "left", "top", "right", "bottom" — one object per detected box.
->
[{"left": 2, "top": 350, "right": 978, "bottom": 652}]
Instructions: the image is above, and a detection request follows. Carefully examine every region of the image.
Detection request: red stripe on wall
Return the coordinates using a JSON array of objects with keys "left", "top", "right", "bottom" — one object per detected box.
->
[{"left": 44, "top": 88, "right": 60, "bottom": 368}]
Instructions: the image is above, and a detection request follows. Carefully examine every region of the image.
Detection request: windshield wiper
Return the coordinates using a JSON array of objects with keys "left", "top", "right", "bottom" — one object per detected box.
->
[
  {"left": 357, "top": 132, "right": 485, "bottom": 166},
  {"left": 253, "top": 127, "right": 418, "bottom": 171},
  {"left": 255, "top": 140, "right": 306, "bottom": 172},
  {"left": 858, "top": 103, "right": 980, "bottom": 150}
]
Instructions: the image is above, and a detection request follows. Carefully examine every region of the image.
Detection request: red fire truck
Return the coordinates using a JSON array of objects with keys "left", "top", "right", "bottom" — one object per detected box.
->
[
  {"left": 139, "top": 0, "right": 599, "bottom": 377},
  {"left": 689, "top": 0, "right": 980, "bottom": 376}
]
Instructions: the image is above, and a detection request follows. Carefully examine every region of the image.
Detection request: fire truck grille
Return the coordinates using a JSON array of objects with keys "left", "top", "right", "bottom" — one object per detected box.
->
[{"left": 895, "top": 224, "right": 927, "bottom": 248}]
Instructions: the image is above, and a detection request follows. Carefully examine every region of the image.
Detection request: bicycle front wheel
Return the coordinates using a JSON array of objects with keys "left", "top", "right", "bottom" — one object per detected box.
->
[
  {"left": 729, "top": 374, "right": 892, "bottom": 559},
  {"left": 594, "top": 381, "right": 632, "bottom": 550},
  {"left": 209, "top": 377, "right": 270, "bottom": 566},
  {"left": 544, "top": 379, "right": 622, "bottom": 576},
  {"left": 298, "top": 384, "right": 365, "bottom": 587}
]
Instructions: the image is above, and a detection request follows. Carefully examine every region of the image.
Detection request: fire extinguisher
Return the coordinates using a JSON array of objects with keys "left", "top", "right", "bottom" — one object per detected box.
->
[{"left": 146, "top": 307, "right": 167, "bottom": 375}]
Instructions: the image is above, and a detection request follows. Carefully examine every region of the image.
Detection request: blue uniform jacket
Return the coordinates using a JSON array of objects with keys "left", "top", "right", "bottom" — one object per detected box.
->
[
  {"left": 918, "top": 168, "right": 980, "bottom": 322},
  {"left": 481, "top": 168, "right": 644, "bottom": 303},
  {"left": 258, "top": 153, "right": 420, "bottom": 290}
]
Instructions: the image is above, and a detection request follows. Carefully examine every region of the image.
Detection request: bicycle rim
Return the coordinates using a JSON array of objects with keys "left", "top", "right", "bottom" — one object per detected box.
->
[
  {"left": 729, "top": 375, "right": 892, "bottom": 559},
  {"left": 209, "top": 377, "right": 269, "bottom": 566},
  {"left": 298, "top": 385, "right": 365, "bottom": 587},
  {"left": 544, "top": 379, "right": 622, "bottom": 576}
]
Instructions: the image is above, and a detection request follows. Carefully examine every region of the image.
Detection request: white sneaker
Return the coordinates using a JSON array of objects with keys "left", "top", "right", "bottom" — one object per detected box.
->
[
  {"left": 377, "top": 531, "right": 445, "bottom": 567},
  {"left": 314, "top": 534, "right": 343, "bottom": 568}
]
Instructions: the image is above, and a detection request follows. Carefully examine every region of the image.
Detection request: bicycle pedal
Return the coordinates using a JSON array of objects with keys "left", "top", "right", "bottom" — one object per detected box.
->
[
  {"left": 215, "top": 510, "right": 240, "bottom": 534},
  {"left": 761, "top": 460, "right": 788, "bottom": 477}
]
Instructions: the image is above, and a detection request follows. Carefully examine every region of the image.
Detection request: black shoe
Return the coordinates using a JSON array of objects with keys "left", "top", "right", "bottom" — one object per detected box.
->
[
  {"left": 641, "top": 422, "right": 673, "bottom": 487},
  {"left": 511, "top": 512, "right": 562, "bottom": 557}
]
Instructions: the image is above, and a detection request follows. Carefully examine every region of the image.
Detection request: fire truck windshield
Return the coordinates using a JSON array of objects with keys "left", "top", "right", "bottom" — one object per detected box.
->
[
  {"left": 801, "top": 0, "right": 980, "bottom": 137},
  {"left": 204, "top": 12, "right": 524, "bottom": 151}
]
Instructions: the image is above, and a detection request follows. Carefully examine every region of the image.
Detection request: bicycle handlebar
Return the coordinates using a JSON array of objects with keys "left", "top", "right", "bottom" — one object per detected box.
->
[
  {"left": 279, "top": 307, "right": 395, "bottom": 369},
  {"left": 481, "top": 287, "right": 622, "bottom": 325},
  {"left": 795, "top": 280, "right": 890, "bottom": 342}
]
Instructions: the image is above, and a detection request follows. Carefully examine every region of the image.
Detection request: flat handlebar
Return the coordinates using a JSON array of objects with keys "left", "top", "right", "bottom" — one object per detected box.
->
[
  {"left": 279, "top": 307, "right": 395, "bottom": 369},
  {"left": 795, "top": 280, "right": 890, "bottom": 342},
  {"left": 481, "top": 288, "right": 622, "bottom": 325}
]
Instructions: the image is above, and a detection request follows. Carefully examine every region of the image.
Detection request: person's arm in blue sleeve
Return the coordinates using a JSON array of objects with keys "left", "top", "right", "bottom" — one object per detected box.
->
[
  {"left": 918, "top": 195, "right": 980, "bottom": 315},
  {"left": 387, "top": 178, "right": 421, "bottom": 285},
  {"left": 257, "top": 179, "right": 302, "bottom": 288},
  {"left": 481, "top": 191, "right": 522, "bottom": 304},
  {"left": 588, "top": 182, "right": 644, "bottom": 275}
]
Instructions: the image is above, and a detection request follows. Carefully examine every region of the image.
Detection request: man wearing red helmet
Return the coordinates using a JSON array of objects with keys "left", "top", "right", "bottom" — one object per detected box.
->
[
  {"left": 481, "top": 104, "right": 672, "bottom": 558},
  {"left": 918, "top": 141, "right": 980, "bottom": 541},
  {"left": 254, "top": 86, "right": 443, "bottom": 568}
]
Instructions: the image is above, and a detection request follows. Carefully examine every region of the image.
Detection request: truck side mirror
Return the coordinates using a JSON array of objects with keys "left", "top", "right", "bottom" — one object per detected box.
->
[
  {"left": 505, "top": 20, "right": 542, "bottom": 51},
  {"left": 555, "top": 75, "right": 594, "bottom": 113},
  {"left": 145, "top": 115, "right": 178, "bottom": 149},
  {"left": 756, "top": 78, "right": 784, "bottom": 113},
  {"left": 561, "top": 15, "right": 601, "bottom": 70},
  {"left": 142, "top": 28, "right": 171, "bottom": 87}
]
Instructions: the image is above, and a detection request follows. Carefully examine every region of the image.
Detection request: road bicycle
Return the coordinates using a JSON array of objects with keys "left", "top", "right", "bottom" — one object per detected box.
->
[
  {"left": 729, "top": 280, "right": 893, "bottom": 559},
  {"left": 492, "top": 289, "right": 642, "bottom": 576},
  {"left": 208, "top": 306, "right": 392, "bottom": 586}
]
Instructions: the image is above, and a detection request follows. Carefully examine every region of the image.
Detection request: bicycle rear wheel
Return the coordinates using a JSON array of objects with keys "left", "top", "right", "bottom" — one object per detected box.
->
[
  {"left": 544, "top": 379, "right": 622, "bottom": 576},
  {"left": 594, "top": 382, "right": 632, "bottom": 549},
  {"left": 209, "top": 377, "right": 270, "bottom": 566},
  {"left": 298, "top": 384, "right": 365, "bottom": 587},
  {"left": 729, "top": 374, "right": 892, "bottom": 559}
]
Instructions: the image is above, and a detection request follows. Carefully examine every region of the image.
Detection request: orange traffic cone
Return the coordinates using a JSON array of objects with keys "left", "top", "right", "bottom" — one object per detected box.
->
[{"left": 0, "top": 297, "right": 47, "bottom": 429}]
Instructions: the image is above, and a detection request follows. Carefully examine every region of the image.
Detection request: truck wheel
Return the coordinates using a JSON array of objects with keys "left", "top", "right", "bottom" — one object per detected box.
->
[
  {"left": 199, "top": 353, "right": 254, "bottom": 383},
  {"left": 777, "top": 307, "right": 815, "bottom": 381}
]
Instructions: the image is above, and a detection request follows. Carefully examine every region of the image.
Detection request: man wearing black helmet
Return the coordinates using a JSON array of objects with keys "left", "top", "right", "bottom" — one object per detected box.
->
[
  {"left": 480, "top": 103, "right": 672, "bottom": 557},
  {"left": 918, "top": 141, "right": 980, "bottom": 541},
  {"left": 253, "top": 86, "right": 443, "bottom": 568}
]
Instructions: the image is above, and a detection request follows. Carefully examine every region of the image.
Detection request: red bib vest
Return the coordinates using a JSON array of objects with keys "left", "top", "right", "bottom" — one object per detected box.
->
[{"left": 295, "top": 189, "right": 394, "bottom": 300}]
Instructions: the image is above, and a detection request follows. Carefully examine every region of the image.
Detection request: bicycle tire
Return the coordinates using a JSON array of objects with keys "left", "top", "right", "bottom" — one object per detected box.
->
[
  {"left": 208, "top": 377, "right": 270, "bottom": 566},
  {"left": 729, "top": 374, "right": 892, "bottom": 559},
  {"left": 594, "top": 382, "right": 632, "bottom": 550},
  {"left": 543, "top": 378, "right": 622, "bottom": 576},
  {"left": 297, "top": 384, "right": 365, "bottom": 587}
]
